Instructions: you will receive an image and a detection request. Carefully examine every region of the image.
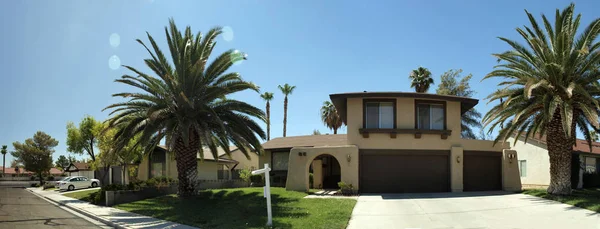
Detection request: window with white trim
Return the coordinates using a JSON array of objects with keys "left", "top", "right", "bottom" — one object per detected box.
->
[
  {"left": 518, "top": 160, "right": 527, "bottom": 177},
  {"left": 584, "top": 157, "right": 598, "bottom": 174}
]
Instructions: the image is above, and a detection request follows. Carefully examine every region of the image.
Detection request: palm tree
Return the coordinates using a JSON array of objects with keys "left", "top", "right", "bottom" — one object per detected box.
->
[
  {"left": 320, "top": 101, "right": 343, "bottom": 134},
  {"left": 483, "top": 4, "right": 600, "bottom": 195},
  {"left": 409, "top": 67, "right": 434, "bottom": 93},
  {"left": 590, "top": 130, "right": 599, "bottom": 142},
  {"left": 1, "top": 145, "right": 7, "bottom": 177},
  {"left": 104, "top": 19, "right": 266, "bottom": 197},
  {"left": 278, "top": 83, "right": 296, "bottom": 137},
  {"left": 260, "top": 92, "right": 274, "bottom": 140}
]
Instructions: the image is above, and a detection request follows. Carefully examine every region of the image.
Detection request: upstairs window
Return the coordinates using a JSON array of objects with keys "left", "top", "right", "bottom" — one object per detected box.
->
[
  {"left": 364, "top": 100, "right": 395, "bottom": 129},
  {"left": 416, "top": 101, "right": 445, "bottom": 130}
]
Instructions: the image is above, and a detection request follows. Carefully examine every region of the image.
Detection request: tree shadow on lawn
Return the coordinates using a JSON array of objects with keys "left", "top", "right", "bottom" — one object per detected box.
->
[
  {"left": 120, "top": 190, "right": 306, "bottom": 229},
  {"left": 524, "top": 189, "right": 600, "bottom": 215}
]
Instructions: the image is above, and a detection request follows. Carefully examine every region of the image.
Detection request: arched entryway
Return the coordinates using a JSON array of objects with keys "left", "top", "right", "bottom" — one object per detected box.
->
[{"left": 309, "top": 154, "right": 341, "bottom": 189}]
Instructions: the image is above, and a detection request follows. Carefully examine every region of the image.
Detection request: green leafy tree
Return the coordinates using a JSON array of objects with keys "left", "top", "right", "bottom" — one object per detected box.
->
[
  {"left": 104, "top": 19, "right": 266, "bottom": 197},
  {"left": 278, "top": 83, "right": 296, "bottom": 137},
  {"left": 409, "top": 67, "right": 434, "bottom": 93},
  {"left": 66, "top": 115, "right": 102, "bottom": 161},
  {"left": 12, "top": 131, "right": 58, "bottom": 185},
  {"left": 436, "top": 69, "right": 482, "bottom": 139},
  {"left": 260, "top": 92, "right": 274, "bottom": 140},
  {"left": 1, "top": 145, "right": 7, "bottom": 176},
  {"left": 312, "top": 129, "right": 322, "bottom": 135},
  {"left": 483, "top": 3, "right": 600, "bottom": 195},
  {"left": 54, "top": 155, "right": 70, "bottom": 170},
  {"left": 320, "top": 101, "right": 343, "bottom": 134}
]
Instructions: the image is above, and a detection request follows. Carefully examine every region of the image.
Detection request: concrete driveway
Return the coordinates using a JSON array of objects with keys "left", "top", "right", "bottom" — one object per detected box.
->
[{"left": 347, "top": 191, "right": 600, "bottom": 229}]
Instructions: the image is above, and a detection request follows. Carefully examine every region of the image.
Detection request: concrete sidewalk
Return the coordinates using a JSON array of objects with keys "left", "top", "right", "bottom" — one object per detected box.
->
[{"left": 28, "top": 188, "right": 197, "bottom": 229}]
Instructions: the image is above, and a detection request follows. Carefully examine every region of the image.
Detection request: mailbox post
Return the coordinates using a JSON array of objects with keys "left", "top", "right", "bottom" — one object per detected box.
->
[{"left": 252, "top": 163, "right": 272, "bottom": 226}]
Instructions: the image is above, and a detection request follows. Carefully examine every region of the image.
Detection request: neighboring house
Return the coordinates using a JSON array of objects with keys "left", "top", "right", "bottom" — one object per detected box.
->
[
  {"left": 508, "top": 135, "right": 600, "bottom": 189},
  {"left": 137, "top": 145, "right": 246, "bottom": 181},
  {"left": 256, "top": 91, "right": 521, "bottom": 193},
  {"left": 64, "top": 162, "right": 95, "bottom": 179},
  {"left": 0, "top": 167, "right": 64, "bottom": 177}
]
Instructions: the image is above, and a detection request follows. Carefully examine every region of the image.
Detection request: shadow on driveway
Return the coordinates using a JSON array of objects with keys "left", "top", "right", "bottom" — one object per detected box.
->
[{"left": 360, "top": 191, "right": 513, "bottom": 199}]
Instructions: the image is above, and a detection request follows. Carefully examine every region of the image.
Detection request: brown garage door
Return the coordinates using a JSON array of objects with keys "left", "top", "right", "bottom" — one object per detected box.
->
[
  {"left": 463, "top": 151, "right": 502, "bottom": 191},
  {"left": 360, "top": 150, "right": 450, "bottom": 193}
]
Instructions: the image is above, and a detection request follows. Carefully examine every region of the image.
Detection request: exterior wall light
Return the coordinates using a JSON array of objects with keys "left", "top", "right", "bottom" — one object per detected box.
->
[
  {"left": 507, "top": 153, "right": 515, "bottom": 163},
  {"left": 456, "top": 156, "right": 461, "bottom": 163},
  {"left": 347, "top": 154, "right": 351, "bottom": 162}
]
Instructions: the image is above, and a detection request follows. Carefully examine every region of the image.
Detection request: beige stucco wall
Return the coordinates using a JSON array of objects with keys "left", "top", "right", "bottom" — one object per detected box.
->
[
  {"left": 312, "top": 160, "right": 323, "bottom": 189},
  {"left": 450, "top": 147, "right": 463, "bottom": 192},
  {"left": 507, "top": 137, "right": 550, "bottom": 187},
  {"left": 258, "top": 150, "right": 272, "bottom": 169},
  {"left": 346, "top": 97, "right": 507, "bottom": 152},
  {"left": 502, "top": 149, "right": 522, "bottom": 191},
  {"left": 221, "top": 150, "right": 259, "bottom": 170},
  {"left": 137, "top": 155, "right": 149, "bottom": 181},
  {"left": 285, "top": 145, "right": 359, "bottom": 192}
]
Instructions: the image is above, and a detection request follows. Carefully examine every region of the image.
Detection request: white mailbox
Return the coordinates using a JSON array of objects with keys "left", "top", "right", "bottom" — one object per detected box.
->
[{"left": 252, "top": 163, "right": 273, "bottom": 226}]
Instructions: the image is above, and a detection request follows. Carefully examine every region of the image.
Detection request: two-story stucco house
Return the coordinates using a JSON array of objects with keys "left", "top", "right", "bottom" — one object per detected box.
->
[{"left": 257, "top": 91, "right": 522, "bottom": 193}]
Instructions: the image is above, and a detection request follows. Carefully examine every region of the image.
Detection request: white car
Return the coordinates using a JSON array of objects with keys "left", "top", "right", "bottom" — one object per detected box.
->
[{"left": 57, "top": 176, "right": 100, "bottom": 191}]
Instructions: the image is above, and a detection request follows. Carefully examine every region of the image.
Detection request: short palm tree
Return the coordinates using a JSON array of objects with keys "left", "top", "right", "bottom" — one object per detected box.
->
[
  {"left": 409, "top": 67, "right": 434, "bottom": 93},
  {"left": 320, "top": 101, "right": 343, "bottom": 134},
  {"left": 104, "top": 19, "right": 266, "bottom": 197},
  {"left": 260, "top": 92, "right": 274, "bottom": 140},
  {"left": 483, "top": 4, "right": 600, "bottom": 195},
  {"left": 1, "top": 145, "right": 7, "bottom": 177},
  {"left": 278, "top": 84, "right": 296, "bottom": 137}
]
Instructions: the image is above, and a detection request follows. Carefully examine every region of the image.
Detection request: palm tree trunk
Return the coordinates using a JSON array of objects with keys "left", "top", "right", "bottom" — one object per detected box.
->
[
  {"left": 266, "top": 101, "right": 271, "bottom": 140},
  {"left": 2, "top": 154, "right": 5, "bottom": 177},
  {"left": 283, "top": 97, "right": 288, "bottom": 137},
  {"left": 546, "top": 111, "right": 573, "bottom": 195},
  {"left": 174, "top": 129, "right": 200, "bottom": 197},
  {"left": 334, "top": 128, "right": 337, "bottom": 134}
]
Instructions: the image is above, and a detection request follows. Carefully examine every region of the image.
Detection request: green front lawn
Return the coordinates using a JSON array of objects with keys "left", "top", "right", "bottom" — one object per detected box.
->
[
  {"left": 115, "top": 187, "right": 356, "bottom": 229},
  {"left": 523, "top": 188, "right": 600, "bottom": 213},
  {"left": 63, "top": 189, "right": 100, "bottom": 202}
]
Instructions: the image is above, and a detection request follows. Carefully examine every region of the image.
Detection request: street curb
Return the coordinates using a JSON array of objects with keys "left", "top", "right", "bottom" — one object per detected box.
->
[{"left": 27, "top": 189, "right": 125, "bottom": 229}]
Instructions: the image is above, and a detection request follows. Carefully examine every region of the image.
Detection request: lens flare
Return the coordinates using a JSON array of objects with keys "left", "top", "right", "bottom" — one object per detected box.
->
[{"left": 109, "top": 55, "right": 121, "bottom": 70}]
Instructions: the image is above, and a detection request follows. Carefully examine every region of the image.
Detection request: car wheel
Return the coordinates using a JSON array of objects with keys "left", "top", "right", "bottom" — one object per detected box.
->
[
  {"left": 91, "top": 182, "right": 98, "bottom": 188},
  {"left": 68, "top": 185, "right": 74, "bottom": 191}
]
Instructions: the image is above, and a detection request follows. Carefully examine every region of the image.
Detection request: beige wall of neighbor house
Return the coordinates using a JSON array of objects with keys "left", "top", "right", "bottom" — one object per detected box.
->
[
  {"left": 220, "top": 149, "right": 259, "bottom": 170},
  {"left": 137, "top": 151, "right": 230, "bottom": 181},
  {"left": 507, "top": 136, "right": 551, "bottom": 188},
  {"left": 197, "top": 161, "right": 219, "bottom": 180},
  {"left": 502, "top": 149, "right": 522, "bottom": 191},
  {"left": 285, "top": 145, "right": 359, "bottom": 192}
]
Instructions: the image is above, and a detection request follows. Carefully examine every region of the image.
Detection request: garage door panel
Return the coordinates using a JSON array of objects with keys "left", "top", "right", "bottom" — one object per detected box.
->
[
  {"left": 360, "top": 151, "right": 450, "bottom": 193},
  {"left": 463, "top": 151, "right": 502, "bottom": 191}
]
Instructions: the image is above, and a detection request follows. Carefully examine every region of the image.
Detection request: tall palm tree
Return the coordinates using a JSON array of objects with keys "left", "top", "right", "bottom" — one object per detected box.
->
[
  {"left": 104, "top": 19, "right": 266, "bottom": 197},
  {"left": 260, "top": 92, "right": 274, "bottom": 140},
  {"left": 278, "top": 83, "right": 296, "bottom": 137},
  {"left": 409, "top": 67, "right": 434, "bottom": 93},
  {"left": 483, "top": 4, "right": 600, "bottom": 195},
  {"left": 1, "top": 145, "right": 7, "bottom": 177},
  {"left": 320, "top": 101, "right": 343, "bottom": 134}
]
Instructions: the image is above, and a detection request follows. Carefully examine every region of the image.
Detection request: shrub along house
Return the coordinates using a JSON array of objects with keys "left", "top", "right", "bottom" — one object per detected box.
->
[
  {"left": 257, "top": 91, "right": 522, "bottom": 193},
  {"left": 508, "top": 135, "right": 600, "bottom": 189}
]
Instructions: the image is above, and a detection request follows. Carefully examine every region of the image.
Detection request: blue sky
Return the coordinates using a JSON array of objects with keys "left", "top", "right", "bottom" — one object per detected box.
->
[{"left": 0, "top": 0, "right": 597, "bottom": 165}]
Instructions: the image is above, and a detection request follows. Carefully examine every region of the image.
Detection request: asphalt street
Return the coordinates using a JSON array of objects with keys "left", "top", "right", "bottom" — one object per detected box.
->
[{"left": 0, "top": 182, "right": 107, "bottom": 229}]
